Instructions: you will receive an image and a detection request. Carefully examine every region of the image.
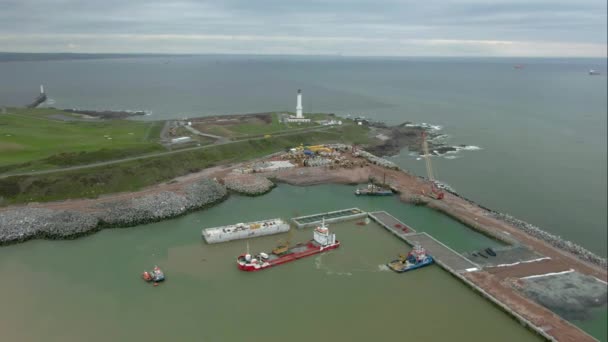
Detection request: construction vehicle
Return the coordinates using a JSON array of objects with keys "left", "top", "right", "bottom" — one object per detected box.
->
[
  {"left": 272, "top": 228, "right": 295, "bottom": 255},
  {"left": 305, "top": 145, "right": 332, "bottom": 154},
  {"left": 421, "top": 131, "right": 444, "bottom": 200}
]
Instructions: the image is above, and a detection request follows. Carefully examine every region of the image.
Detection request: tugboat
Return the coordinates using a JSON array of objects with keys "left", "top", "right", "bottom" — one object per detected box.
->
[
  {"left": 142, "top": 266, "right": 165, "bottom": 284},
  {"left": 387, "top": 244, "right": 434, "bottom": 273},
  {"left": 236, "top": 219, "right": 340, "bottom": 272},
  {"left": 355, "top": 174, "right": 394, "bottom": 196}
]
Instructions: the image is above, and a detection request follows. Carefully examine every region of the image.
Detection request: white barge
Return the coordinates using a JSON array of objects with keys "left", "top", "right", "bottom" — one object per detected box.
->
[{"left": 202, "top": 218, "right": 290, "bottom": 244}]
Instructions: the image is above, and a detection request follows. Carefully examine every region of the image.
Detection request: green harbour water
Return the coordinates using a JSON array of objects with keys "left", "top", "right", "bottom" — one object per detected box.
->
[{"left": 0, "top": 184, "right": 545, "bottom": 342}]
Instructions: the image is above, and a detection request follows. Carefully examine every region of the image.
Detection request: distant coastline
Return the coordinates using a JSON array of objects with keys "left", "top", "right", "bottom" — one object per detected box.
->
[{"left": 0, "top": 52, "right": 190, "bottom": 63}]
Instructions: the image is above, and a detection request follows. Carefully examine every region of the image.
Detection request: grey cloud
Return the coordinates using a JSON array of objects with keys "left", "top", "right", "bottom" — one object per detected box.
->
[{"left": 0, "top": 0, "right": 605, "bottom": 55}]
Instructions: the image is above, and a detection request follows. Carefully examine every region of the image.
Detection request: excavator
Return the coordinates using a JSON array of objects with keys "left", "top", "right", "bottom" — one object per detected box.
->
[
  {"left": 421, "top": 131, "right": 444, "bottom": 200},
  {"left": 272, "top": 228, "right": 295, "bottom": 255}
]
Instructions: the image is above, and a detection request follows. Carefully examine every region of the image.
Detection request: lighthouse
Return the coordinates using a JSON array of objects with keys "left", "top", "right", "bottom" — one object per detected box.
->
[
  {"left": 296, "top": 89, "right": 303, "bottom": 118},
  {"left": 40, "top": 84, "right": 45, "bottom": 95},
  {"left": 283, "top": 89, "right": 310, "bottom": 123}
]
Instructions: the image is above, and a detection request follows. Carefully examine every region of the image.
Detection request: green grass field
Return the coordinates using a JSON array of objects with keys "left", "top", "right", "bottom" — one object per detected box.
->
[
  {"left": 0, "top": 124, "right": 371, "bottom": 205},
  {"left": 194, "top": 112, "right": 324, "bottom": 138},
  {"left": 0, "top": 108, "right": 164, "bottom": 170}
]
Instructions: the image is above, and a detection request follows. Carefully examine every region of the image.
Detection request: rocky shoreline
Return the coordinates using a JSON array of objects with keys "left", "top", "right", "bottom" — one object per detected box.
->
[{"left": 0, "top": 179, "right": 227, "bottom": 245}]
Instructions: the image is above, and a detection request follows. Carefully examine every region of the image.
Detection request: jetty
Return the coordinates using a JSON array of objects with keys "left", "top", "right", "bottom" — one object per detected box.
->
[
  {"left": 369, "top": 211, "right": 478, "bottom": 272},
  {"left": 292, "top": 208, "right": 367, "bottom": 228},
  {"left": 26, "top": 85, "right": 47, "bottom": 108},
  {"left": 367, "top": 210, "right": 599, "bottom": 342}
]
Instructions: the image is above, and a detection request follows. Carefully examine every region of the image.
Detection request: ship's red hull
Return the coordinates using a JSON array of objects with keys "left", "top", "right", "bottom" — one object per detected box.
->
[{"left": 237, "top": 241, "right": 340, "bottom": 272}]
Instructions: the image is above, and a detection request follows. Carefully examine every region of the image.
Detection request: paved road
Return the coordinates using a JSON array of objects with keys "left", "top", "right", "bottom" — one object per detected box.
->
[{"left": 1, "top": 125, "right": 341, "bottom": 178}]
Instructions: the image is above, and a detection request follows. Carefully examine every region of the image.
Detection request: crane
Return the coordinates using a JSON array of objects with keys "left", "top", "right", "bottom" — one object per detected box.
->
[{"left": 421, "top": 131, "right": 444, "bottom": 200}]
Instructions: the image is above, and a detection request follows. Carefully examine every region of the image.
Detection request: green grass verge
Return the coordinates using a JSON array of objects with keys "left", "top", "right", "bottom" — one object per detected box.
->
[
  {"left": 0, "top": 125, "right": 371, "bottom": 205},
  {"left": 0, "top": 108, "right": 164, "bottom": 167}
]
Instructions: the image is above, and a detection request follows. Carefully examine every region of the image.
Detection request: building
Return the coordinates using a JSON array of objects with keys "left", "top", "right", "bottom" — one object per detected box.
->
[
  {"left": 284, "top": 89, "right": 311, "bottom": 123},
  {"left": 171, "top": 136, "right": 192, "bottom": 144}
]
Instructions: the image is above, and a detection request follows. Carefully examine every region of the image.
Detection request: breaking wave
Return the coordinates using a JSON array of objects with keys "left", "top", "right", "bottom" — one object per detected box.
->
[{"left": 404, "top": 122, "right": 443, "bottom": 131}]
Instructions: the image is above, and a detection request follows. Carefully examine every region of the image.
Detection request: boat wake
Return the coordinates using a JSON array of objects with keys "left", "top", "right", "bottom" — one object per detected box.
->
[{"left": 377, "top": 265, "right": 390, "bottom": 271}]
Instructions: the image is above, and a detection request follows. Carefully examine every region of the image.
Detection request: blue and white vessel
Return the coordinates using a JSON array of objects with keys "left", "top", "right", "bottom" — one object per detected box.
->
[{"left": 387, "top": 244, "right": 434, "bottom": 272}]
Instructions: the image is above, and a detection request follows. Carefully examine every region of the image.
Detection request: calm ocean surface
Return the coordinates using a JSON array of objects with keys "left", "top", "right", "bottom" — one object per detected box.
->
[{"left": 1, "top": 55, "right": 604, "bottom": 256}]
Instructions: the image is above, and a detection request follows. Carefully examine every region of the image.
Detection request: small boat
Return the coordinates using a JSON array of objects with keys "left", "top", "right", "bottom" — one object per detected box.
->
[
  {"left": 478, "top": 252, "right": 488, "bottom": 258},
  {"left": 142, "top": 266, "right": 165, "bottom": 283},
  {"left": 471, "top": 252, "right": 479, "bottom": 257},
  {"left": 387, "top": 244, "right": 434, "bottom": 273},
  {"left": 485, "top": 248, "right": 497, "bottom": 257},
  {"left": 589, "top": 69, "right": 601, "bottom": 75},
  {"left": 355, "top": 174, "right": 394, "bottom": 196}
]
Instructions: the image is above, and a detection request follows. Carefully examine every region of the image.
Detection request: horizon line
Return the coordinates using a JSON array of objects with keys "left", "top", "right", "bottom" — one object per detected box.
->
[{"left": 1, "top": 51, "right": 607, "bottom": 59}]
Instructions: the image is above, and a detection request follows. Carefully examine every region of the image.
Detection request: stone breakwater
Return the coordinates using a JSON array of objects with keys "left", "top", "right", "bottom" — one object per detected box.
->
[
  {"left": 490, "top": 212, "right": 607, "bottom": 269},
  {"left": 354, "top": 150, "right": 400, "bottom": 170},
  {"left": 223, "top": 174, "right": 275, "bottom": 196},
  {"left": 0, "top": 208, "right": 98, "bottom": 242},
  {"left": 440, "top": 186, "right": 607, "bottom": 269},
  {"left": 0, "top": 179, "right": 227, "bottom": 244}
]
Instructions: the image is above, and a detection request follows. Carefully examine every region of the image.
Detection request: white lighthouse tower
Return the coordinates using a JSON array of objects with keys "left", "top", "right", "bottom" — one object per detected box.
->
[{"left": 296, "top": 89, "right": 303, "bottom": 118}]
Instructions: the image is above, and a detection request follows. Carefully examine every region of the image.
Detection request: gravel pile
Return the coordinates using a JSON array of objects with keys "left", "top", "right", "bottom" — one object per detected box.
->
[
  {"left": 97, "top": 178, "right": 227, "bottom": 226},
  {"left": 0, "top": 208, "right": 98, "bottom": 243},
  {"left": 223, "top": 174, "right": 274, "bottom": 196},
  {"left": 0, "top": 179, "right": 228, "bottom": 244},
  {"left": 491, "top": 212, "right": 607, "bottom": 269},
  {"left": 354, "top": 150, "right": 399, "bottom": 170}
]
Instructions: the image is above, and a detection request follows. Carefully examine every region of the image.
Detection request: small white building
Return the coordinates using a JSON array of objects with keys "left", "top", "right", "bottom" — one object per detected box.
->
[{"left": 171, "top": 136, "right": 192, "bottom": 144}]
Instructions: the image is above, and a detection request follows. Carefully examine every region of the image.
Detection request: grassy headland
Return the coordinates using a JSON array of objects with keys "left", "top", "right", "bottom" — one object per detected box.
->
[
  {"left": 0, "top": 123, "right": 370, "bottom": 205},
  {"left": 0, "top": 108, "right": 164, "bottom": 172}
]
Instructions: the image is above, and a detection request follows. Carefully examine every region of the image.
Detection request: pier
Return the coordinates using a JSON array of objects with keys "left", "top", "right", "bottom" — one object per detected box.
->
[
  {"left": 26, "top": 85, "right": 47, "bottom": 108},
  {"left": 292, "top": 208, "right": 367, "bottom": 228},
  {"left": 367, "top": 210, "right": 595, "bottom": 341},
  {"left": 368, "top": 211, "right": 479, "bottom": 273}
]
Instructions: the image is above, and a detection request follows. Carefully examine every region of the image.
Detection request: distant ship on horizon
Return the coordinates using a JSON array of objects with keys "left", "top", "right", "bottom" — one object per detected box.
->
[{"left": 588, "top": 69, "right": 601, "bottom": 75}]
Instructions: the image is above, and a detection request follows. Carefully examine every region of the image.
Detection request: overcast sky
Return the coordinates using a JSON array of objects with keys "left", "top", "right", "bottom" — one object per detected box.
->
[{"left": 0, "top": 0, "right": 606, "bottom": 56}]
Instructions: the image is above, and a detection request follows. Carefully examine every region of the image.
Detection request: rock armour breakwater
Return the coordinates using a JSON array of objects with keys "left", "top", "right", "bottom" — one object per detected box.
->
[
  {"left": 223, "top": 174, "right": 275, "bottom": 196},
  {"left": 491, "top": 212, "right": 607, "bottom": 269},
  {"left": 0, "top": 208, "right": 98, "bottom": 242},
  {"left": 440, "top": 186, "right": 607, "bottom": 270},
  {"left": 0, "top": 179, "right": 227, "bottom": 244}
]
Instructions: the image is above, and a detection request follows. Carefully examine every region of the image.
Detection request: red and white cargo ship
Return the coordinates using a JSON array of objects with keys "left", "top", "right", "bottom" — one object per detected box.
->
[{"left": 236, "top": 220, "right": 340, "bottom": 272}]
